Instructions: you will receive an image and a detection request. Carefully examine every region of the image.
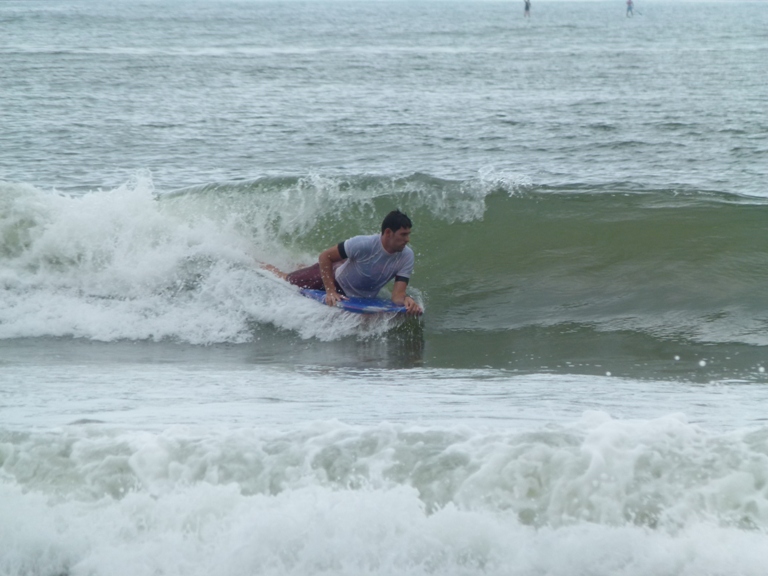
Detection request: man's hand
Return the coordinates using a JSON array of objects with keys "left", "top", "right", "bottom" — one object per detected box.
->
[
  {"left": 324, "top": 291, "right": 346, "bottom": 307},
  {"left": 404, "top": 295, "right": 423, "bottom": 316},
  {"left": 392, "top": 280, "right": 422, "bottom": 316}
]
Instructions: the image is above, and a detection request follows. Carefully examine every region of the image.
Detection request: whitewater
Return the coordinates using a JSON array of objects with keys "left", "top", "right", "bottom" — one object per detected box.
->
[{"left": 3, "top": 1, "right": 768, "bottom": 575}]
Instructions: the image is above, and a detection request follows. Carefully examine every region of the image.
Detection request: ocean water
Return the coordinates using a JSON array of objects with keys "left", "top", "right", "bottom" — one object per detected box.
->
[{"left": 3, "top": 1, "right": 768, "bottom": 574}]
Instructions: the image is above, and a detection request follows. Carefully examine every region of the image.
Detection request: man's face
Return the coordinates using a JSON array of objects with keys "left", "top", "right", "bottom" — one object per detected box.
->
[{"left": 383, "top": 227, "right": 411, "bottom": 253}]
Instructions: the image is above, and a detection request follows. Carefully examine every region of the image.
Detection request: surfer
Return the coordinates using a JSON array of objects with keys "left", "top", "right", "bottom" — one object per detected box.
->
[
  {"left": 626, "top": 0, "right": 634, "bottom": 17},
  {"left": 524, "top": 0, "right": 530, "bottom": 17},
  {"left": 264, "top": 210, "right": 423, "bottom": 315}
]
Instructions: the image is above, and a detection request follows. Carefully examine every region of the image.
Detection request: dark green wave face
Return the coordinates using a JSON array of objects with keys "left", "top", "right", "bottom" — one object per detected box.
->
[{"left": 160, "top": 176, "right": 768, "bottom": 380}]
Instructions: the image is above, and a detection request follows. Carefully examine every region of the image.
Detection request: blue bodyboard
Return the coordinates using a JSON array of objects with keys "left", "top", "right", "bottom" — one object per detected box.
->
[{"left": 300, "top": 289, "right": 408, "bottom": 314}]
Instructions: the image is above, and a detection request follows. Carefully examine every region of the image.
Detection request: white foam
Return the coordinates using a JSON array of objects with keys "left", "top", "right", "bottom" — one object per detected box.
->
[
  {"left": 0, "top": 176, "right": 406, "bottom": 343},
  {"left": 3, "top": 417, "right": 768, "bottom": 576}
]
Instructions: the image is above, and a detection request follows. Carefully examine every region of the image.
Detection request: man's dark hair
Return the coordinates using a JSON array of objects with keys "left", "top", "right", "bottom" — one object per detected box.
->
[{"left": 381, "top": 210, "right": 412, "bottom": 233}]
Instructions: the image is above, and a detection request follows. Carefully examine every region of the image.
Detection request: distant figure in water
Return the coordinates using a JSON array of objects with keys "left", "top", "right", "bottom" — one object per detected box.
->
[
  {"left": 626, "top": 0, "right": 634, "bottom": 17},
  {"left": 524, "top": 0, "right": 531, "bottom": 17}
]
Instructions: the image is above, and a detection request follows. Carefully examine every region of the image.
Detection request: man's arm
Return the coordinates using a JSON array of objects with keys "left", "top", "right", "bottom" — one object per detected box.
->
[
  {"left": 391, "top": 280, "right": 422, "bottom": 316},
  {"left": 318, "top": 244, "right": 346, "bottom": 307}
]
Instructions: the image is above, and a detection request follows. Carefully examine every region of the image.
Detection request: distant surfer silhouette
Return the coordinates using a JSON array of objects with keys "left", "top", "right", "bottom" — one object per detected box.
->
[
  {"left": 263, "top": 210, "right": 423, "bottom": 315},
  {"left": 626, "top": 0, "right": 634, "bottom": 17},
  {"left": 524, "top": 0, "right": 531, "bottom": 17}
]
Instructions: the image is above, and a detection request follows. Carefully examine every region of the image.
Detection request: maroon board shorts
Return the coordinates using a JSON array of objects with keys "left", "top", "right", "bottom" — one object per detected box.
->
[{"left": 286, "top": 263, "right": 346, "bottom": 295}]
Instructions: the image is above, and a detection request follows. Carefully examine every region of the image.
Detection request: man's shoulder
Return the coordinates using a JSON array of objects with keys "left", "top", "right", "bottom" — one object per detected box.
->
[
  {"left": 345, "top": 233, "right": 380, "bottom": 247},
  {"left": 346, "top": 233, "right": 379, "bottom": 241}
]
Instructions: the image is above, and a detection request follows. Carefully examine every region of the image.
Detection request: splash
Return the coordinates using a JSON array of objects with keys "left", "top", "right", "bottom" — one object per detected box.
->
[{"left": 0, "top": 175, "right": 406, "bottom": 343}]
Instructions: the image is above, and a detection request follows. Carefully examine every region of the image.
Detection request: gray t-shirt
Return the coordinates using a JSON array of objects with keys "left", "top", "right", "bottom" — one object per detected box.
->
[{"left": 336, "top": 234, "right": 415, "bottom": 298}]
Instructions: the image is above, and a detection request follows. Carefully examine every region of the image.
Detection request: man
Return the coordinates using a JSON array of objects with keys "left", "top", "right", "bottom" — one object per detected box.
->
[
  {"left": 267, "top": 210, "right": 422, "bottom": 316},
  {"left": 524, "top": 0, "right": 531, "bottom": 17}
]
